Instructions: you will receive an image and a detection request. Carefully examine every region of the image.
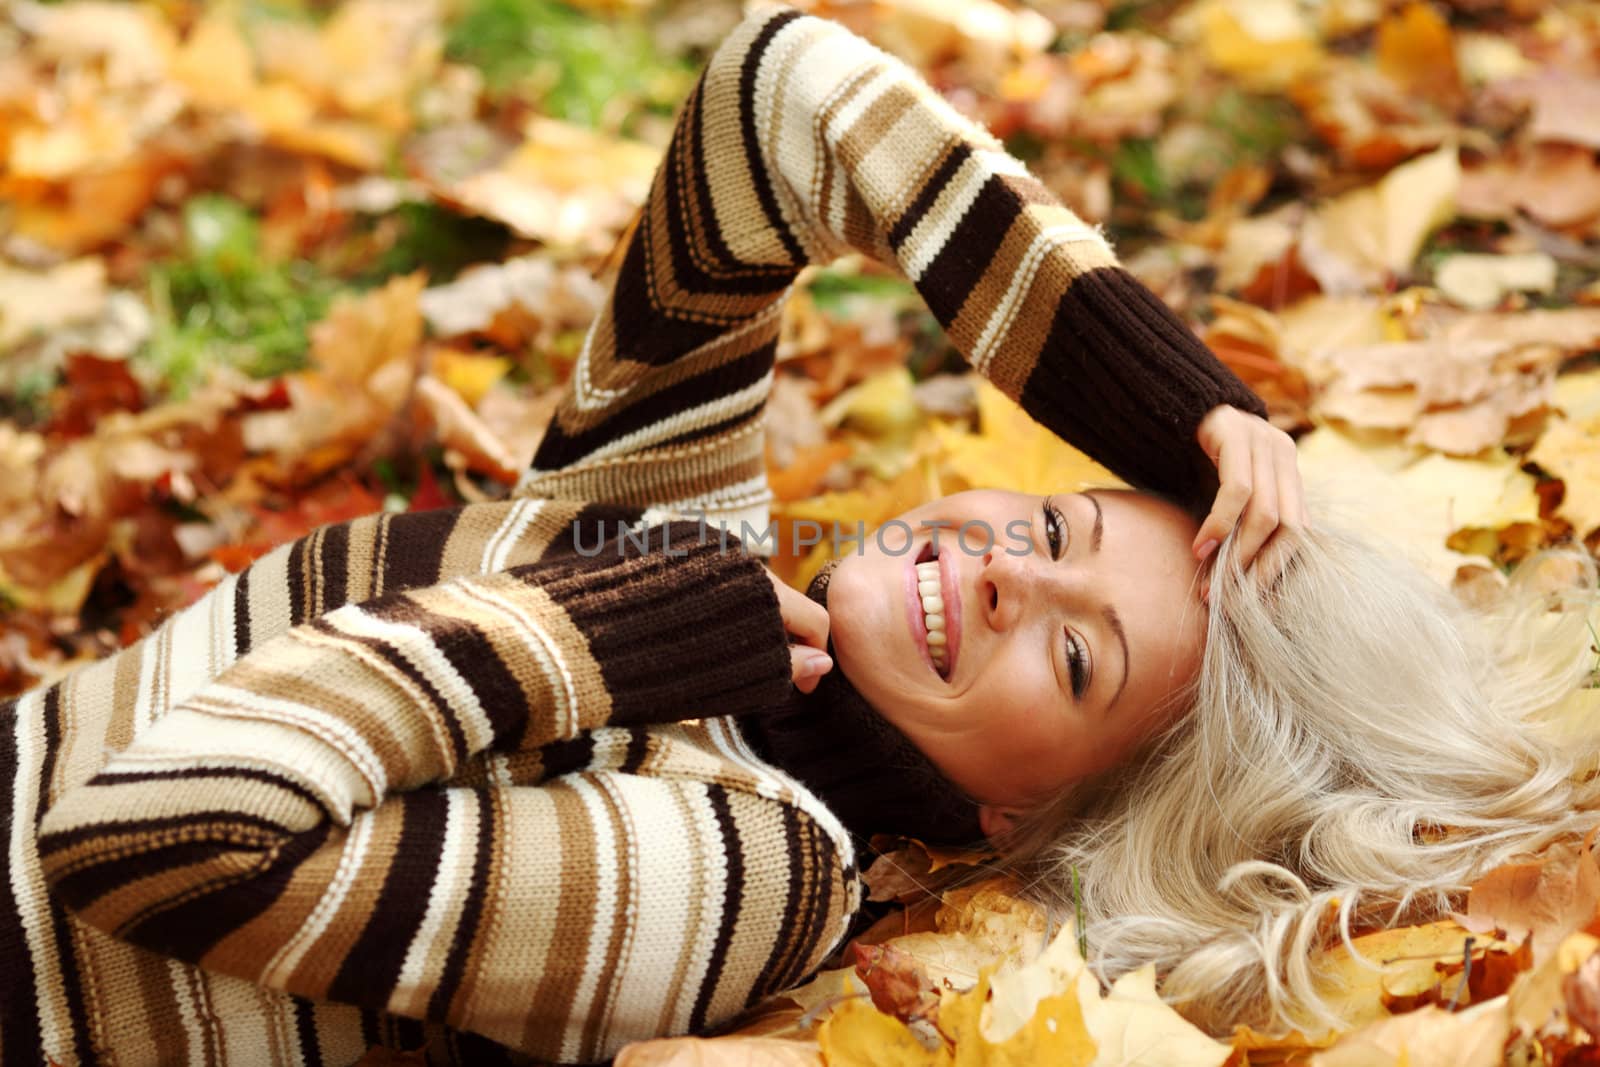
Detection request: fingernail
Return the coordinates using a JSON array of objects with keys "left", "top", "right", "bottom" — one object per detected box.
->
[
  {"left": 1197, "top": 539, "right": 1219, "bottom": 563},
  {"left": 798, "top": 653, "right": 833, "bottom": 681}
]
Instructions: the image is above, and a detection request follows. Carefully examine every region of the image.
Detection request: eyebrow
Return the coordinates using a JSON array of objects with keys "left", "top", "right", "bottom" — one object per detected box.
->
[{"left": 1083, "top": 492, "right": 1128, "bottom": 709}]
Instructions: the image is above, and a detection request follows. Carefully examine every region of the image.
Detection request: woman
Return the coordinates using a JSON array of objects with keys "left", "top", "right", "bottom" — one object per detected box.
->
[{"left": 3, "top": 7, "right": 1590, "bottom": 1065}]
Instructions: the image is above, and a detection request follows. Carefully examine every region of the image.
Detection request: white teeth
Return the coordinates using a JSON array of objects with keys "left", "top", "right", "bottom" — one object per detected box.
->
[{"left": 914, "top": 561, "right": 948, "bottom": 672}]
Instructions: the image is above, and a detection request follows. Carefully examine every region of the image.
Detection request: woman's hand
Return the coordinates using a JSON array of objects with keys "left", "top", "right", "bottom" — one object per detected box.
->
[
  {"left": 1192, "top": 405, "right": 1308, "bottom": 593},
  {"left": 766, "top": 569, "right": 834, "bottom": 694}
]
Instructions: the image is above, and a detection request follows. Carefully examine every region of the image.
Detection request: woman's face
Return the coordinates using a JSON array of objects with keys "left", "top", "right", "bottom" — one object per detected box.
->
[{"left": 825, "top": 488, "right": 1207, "bottom": 835}]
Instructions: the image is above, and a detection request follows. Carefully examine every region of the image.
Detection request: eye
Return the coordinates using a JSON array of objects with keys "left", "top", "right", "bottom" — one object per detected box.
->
[
  {"left": 1042, "top": 496, "right": 1068, "bottom": 561},
  {"left": 1065, "top": 630, "right": 1089, "bottom": 699}
]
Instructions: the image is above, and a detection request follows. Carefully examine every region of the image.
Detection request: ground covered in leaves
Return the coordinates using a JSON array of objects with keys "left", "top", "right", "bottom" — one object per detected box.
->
[{"left": 4, "top": 0, "right": 1600, "bottom": 1063}]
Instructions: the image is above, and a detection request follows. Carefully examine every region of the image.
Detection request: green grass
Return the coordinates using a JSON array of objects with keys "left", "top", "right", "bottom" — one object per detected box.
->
[
  {"left": 444, "top": 0, "right": 695, "bottom": 131},
  {"left": 139, "top": 195, "right": 338, "bottom": 397},
  {"left": 360, "top": 202, "right": 514, "bottom": 285}
]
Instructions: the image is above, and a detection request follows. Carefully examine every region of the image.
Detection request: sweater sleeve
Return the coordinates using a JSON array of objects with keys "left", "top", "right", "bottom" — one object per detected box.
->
[
  {"left": 516, "top": 6, "right": 1264, "bottom": 518},
  {"left": 34, "top": 531, "right": 806, "bottom": 1055}
]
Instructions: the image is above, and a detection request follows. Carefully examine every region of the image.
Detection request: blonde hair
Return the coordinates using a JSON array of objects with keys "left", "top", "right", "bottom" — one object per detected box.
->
[{"left": 1007, "top": 511, "right": 1600, "bottom": 1036}]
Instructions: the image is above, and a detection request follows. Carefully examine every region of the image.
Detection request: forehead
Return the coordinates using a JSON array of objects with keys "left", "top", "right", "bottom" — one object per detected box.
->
[{"left": 1087, "top": 490, "right": 1206, "bottom": 673}]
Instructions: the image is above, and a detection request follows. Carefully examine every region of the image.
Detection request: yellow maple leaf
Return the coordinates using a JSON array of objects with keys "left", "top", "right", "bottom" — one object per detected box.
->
[
  {"left": 818, "top": 998, "right": 951, "bottom": 1067},
  {"left": 935, "top": 380, "right": 1122, "bottom": 498}
]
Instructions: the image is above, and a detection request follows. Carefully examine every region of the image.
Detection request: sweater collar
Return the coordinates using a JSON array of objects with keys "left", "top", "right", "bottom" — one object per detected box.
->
[{"left": 739, "top": 560, "right": 986, "bottom": 850}]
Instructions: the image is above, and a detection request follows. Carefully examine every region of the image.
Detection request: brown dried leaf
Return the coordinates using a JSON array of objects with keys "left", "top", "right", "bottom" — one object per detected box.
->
[
  {"left": 615, "top": 1036, "right": 822, "bottom": 1066},
  {"left": 1463, "top": 837, "right": 1600, "bottom": 964},
  {"left": 1375, "top": 3, "right": 1462, "bottom": 109}
]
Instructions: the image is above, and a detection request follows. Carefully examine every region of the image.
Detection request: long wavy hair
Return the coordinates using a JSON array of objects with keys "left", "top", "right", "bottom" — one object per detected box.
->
[{"left": 1002, "top": 507, "right": 1600, "bottom": 1035}]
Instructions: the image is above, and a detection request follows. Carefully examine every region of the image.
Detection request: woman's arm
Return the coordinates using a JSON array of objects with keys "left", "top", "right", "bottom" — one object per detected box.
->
[
  {"left": 34, "top": 533, "right": 801, "bottom": 1025},
  {"left": 517, "top": 6, "right": 1275, "bottom": 527}
]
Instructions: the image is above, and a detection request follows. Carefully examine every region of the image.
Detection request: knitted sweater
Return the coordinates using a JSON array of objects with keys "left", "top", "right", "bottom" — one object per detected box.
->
[{"left": 3, "top": 8, "right": 1265, "bottom": 1066}]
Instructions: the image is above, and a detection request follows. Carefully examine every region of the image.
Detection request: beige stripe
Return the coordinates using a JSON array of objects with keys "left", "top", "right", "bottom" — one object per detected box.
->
[
  {"left": 343, "top": 513, "right": 383, "bottom": 603},
  {"left": 372, "top": 510, "right": 391, "bottom": 598},
  {"left": 205, "top": 821, "right": 356, "bottom": 995},
  {"left": 434, "top": 502, "right": 501, "bottom": 585},
  {"left": 242, "top": 540, "right": 294, "bottom": 648},
  {"left": 310, "top": 1001, "right": 370, "bottom": 1067},
  {"left": 943, "top": 201, "right": 1054, "bottom": 357},
  {"left": 981, "top": 222, "right": 1121, "bottom": 393},
  {"left": 457, "top": 786, "right": 562, "bottom": 1049},
  {"left": 107, "top": 639, "right": 145, "bottom": 750},
  {"left": 581, "top": 774, "right": 638, "bottom": 1058},
  {"left": 258, "top": 812, "right": 374, "bottom": 994}
]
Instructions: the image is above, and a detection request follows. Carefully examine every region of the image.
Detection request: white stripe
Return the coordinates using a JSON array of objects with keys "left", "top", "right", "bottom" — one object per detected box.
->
[
  {"left": 568, "top": 298, "right": 782, "bottom": 414},
  {"left": 165, "top": 958, "right": 212, "bottom": 1067},
  {"left": 568, "top": 369, "right": 775, "bottom": 468},
  {"left": 714, "top": 718, "right": 855, "bottom": 874},
  {"left": 562, "top": 775, "right": 621, "bottom": 1062},
  {"left": 328, "top": 601, "right": 496, "bottom": 760},
  {"left": 180, "top": 684, "right": 391, "bottom": 804},
  {"left": 899, "top": 148, "right": 1032, "bottom": 281},
  {"left": 132, "top": 623, "right": 162, "bottom": 733},
  {"left": 674, "top": 782, "right": 730, "bottom": 1031},
  {"left": 483, "top": 498, "right": 545, "bottom": 573},
  {"left": 589, "top": 774, "right": 644, "bottom": 1047},
  {"left": 261, "top": 805, "right": 376, "bottom": 989},
  {"left": 450, "top": 579, "right": 581, "bottom": 739},
  {"left": 970, "top": 220, "right": 1109, "bottom": 373},
  {"left": 388, "top": 789, "right": 479, "bottom": 1015},
  {"left": 7, "top": 693, "right": 75, "bottom": 1062}
]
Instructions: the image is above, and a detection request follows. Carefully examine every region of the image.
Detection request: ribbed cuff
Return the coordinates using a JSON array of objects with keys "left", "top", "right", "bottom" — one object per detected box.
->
[
  {"left": 525, "top": 522, "right": 795, "bottom": 725},
  {"left": 1019, "top": 267, "right": 1268, "bottom": 515}
]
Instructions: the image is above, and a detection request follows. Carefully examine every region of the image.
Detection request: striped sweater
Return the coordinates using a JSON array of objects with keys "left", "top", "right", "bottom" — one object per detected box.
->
[{"left": 3, "top": 7, "right": 1265, "bottom": 1066}]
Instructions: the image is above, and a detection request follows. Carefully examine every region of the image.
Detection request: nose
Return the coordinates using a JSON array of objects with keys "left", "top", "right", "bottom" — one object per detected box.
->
[
  {"left": 978, "top": 548, "right": 1089, "bottom": 632},
  {"left": 978, "top": 549, "right": 1032, "bottom": 632}
]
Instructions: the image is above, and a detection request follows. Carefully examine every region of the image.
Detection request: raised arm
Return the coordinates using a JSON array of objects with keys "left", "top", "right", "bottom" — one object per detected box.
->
[
  {"left": 34, "top": 532, "right": 811, "bottom": 1055},
  {"left": 517, "top": 5, "right": 1267, "bottom": 526}
]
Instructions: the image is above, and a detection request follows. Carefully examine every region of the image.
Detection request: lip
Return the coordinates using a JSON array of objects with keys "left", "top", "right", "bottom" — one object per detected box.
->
[{"left": 904, "top": 541, "right": 962, "bottom": 682}]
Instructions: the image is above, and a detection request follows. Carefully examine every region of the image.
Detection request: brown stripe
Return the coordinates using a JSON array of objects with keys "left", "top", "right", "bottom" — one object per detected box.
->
[{"left": 523, "top": 782, "right": 594, "bottom": 1054}]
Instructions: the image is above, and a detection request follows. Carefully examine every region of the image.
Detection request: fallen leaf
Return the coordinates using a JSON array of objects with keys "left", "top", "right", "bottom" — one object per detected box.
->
[
  {"left": 1187, "top": 0, "right": 1324, "bottom": 91},
  {"left": 1296, "top": 426, "right": 1539, "bottom": 582},
  {"left": 615, "top": 1036, "right": 822, "bottom": 1066},
  {"left": 934, "top": 380, "right": 1123, "bottom": 498},
  {"left": 1308, "top": 998, "right": 1510, "bottom": 1067},
  {"left": 855, "top": 942, "right": 942, "bottom": 1021},
  {"left": 1531, "top": 412, "right": 1600, "bottom": 538},
  {"left": 1435, "top": 252, "right": 1557, "bottom": 310},
  {"left": 817, "top": 996, "right": 950, "bottom": 1066},
  {"left": 0, "top": 258, "right": 107, "bottom": 352},
  {"left": 1464, "top": 837, "right": 1600, "bottom": 964},
  {"left": 1375, "top": 2, "right": 1461, "bottom": 108},
  {"left": 1300, "top": 144, "right": 1460, "bottom": 293},
  {"left": 433, "top": 117, "right": 660, "bottom": 253}
]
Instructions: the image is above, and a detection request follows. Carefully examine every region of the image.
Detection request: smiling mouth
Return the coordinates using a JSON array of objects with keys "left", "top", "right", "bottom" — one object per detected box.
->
[{"left": 908, "top": 540, "right": 960, "bottom": 681}]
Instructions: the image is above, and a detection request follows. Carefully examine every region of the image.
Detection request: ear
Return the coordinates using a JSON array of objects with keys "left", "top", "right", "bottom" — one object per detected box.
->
[{"left": 977, "top": 804, "right": 1026, "bottom": 845}]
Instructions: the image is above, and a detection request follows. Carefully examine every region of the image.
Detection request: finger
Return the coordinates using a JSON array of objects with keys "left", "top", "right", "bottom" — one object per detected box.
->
[
  {"left": 1193, "top": 437, "right": 1252, "bottom": 559},
  {"left": 1255, "top": 445, "right": 1308, "bottom": 591},
  {"left": 1232, "top": 444, "right": 1281, "bottom": 571},
  {"left": 767, "top": 572, "right": 831, "bottom": 650},
  {"left": 789, "top": 647, "right": 833, "bottom": 694},
  {"left": 781, "top": 586, "right": 831, "bottom": 650},
  {"left": 1278, "top": 435, "right": 1311, "bottom": 529}
]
